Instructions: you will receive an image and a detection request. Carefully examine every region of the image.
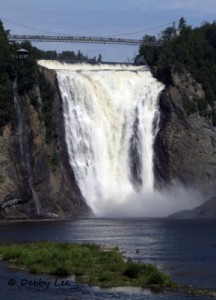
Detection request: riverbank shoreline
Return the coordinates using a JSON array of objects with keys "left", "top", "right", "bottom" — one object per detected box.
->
[{"left": 1, "top": 241, "right": 216, "bottom": 298}]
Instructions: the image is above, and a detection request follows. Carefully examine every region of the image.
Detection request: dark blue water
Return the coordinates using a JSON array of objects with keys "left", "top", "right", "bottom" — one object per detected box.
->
[{"left": 0, "top": 218, "right": 216, "bottom": 300}]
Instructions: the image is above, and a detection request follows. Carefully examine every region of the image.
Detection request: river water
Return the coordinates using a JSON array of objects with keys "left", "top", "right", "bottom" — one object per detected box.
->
[{"left": 0, "top": 218, "right": 216, "bottom": 299}]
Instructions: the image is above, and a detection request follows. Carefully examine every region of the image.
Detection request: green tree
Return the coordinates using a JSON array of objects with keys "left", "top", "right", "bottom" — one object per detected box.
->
[
  {"left": 16, "top": 58, "right": 38, "bottom": 95},
  {"left": 178, "top": 17, "right": 187, "bottom": 30},
  {"left": 139, "top": 18, "right": 216, "bottom": 123},
  {"left": 0, "top": 20, "right": 15, "bottom": 130},
  {"left": 97, "top": 54, "right": 102, "bottom": 63},
  {"left": 0, "top": 73, "right": 14, "bottom": 128},
  {"left": 160, "top": 26, "right": 174, "bottom": 42}
]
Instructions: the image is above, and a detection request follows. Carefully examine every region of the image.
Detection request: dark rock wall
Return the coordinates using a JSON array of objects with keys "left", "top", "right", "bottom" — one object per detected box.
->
[
  {"left": 1, "top": 65, "right": 215, "bottom": 219},
  {"left": 0, "top": 69, "right": 90, "bottom": 220},
  {"left": 154, "top": 68, "right": 216, "bottom": 192}
]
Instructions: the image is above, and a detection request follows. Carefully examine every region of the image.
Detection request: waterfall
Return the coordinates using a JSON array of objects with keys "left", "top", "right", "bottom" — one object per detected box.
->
[
  {"left": 38, "top": 61, "right": 164, "bottom": 215},
  {"left": 13, "top": 79, "right": 41, "bottom": 215}
]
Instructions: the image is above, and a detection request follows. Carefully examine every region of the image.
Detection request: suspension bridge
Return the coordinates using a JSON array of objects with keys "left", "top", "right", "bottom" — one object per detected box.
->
[{"left": 9, "top": 34, "right": 162, "bottom": 47}]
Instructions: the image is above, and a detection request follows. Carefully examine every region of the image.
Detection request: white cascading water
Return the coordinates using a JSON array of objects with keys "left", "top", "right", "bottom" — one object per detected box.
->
[{"left": 38, "top": 60, "right": 164, "bottom": 215}]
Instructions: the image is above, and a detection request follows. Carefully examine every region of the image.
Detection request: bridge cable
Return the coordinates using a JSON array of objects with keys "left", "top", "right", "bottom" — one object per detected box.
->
[
  {"left": 2, "top": 17, "right": 175, "bottom": 38},
  {"left": 106, "top": 21, "right": 175, "bottom": 37}
]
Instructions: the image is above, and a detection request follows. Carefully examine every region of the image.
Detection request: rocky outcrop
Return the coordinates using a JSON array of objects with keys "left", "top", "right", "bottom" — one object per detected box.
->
[
  {"left": 0, "top": 69, "right": 90, "bottom": 220},
  {"left": 168, "top": 197, "right": 216, "bottom": 219},
  {"left": 0, "top": 124, "right": 20, "bottom": 210},
  {"left": 154, "top": 68, "right": 216, "bottom": 192}
]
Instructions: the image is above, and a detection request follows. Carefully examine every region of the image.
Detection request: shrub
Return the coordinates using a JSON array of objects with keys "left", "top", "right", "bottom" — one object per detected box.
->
[
  {"left": 147, "top": 270, "right": 170, "bottom": 286},
  {"left": 183, "top": 99, "right": 197, "bottom": 115},
  {"left": 196, "top": 98, "right": 208, "bottom": 111},
  {"left": 50, "top": 151, "right": 60, "bottom": 170},
  {"left": 51, "top": 266, "right": 70, "bottom": 277},
  {"left": 0, "top": 242, "right": 173, "bottom": 287},
  {"left": 123, "top": 262, "right": 141, "bottom": 279},
  {"left": 0, "top": 173, "right": 5, "bottom": 183}
]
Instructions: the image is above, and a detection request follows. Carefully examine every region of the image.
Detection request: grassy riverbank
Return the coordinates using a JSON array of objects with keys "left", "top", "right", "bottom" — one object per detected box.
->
[{"left": 0, "top": 241, "right": 173, "bottom": 288}]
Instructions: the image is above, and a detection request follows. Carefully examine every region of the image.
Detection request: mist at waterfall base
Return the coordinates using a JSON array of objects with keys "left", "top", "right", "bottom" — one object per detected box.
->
[
  {"left": 95, "top": 186, "right": 205, "bottom": 218},
  {"left": 39, "top": 60, "right": 205, "bottom": 218}
]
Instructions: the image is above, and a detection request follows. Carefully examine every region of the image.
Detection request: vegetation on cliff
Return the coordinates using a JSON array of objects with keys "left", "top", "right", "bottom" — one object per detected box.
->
[
  {"left": 139, "top": 18, "right": 216, "bottom": 122},
  {"left": 0, "top": 241, "right": 173, "bottom": 288},
  {"left": 0, "top": 21, "right": 15, "bottom": 130},
  {"left": 0, "top": 20, "right": 101, "bottom": 138},
  {"left": 0, "top": 21, "right": 55, "bottom": 139}
]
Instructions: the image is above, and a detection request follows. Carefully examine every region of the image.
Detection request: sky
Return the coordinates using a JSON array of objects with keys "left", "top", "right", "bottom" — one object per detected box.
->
[{"left": 1, "top": 0, "right": 216, "bottom": 62}]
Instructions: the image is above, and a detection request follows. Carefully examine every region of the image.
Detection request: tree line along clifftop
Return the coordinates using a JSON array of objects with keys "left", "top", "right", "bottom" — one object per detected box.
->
[
  {"left": 139, "top": 18, "right": 216, "bottom": 124},
  {"left": 1, "top": 18, "right": 216, "bottom": 130}
]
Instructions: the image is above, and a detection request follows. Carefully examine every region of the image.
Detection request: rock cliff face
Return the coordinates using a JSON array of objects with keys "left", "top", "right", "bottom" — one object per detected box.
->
[
  {"left": 154, "top": 68, "right": 216, "bottom": 192},
  {"left": 1, "top": 65, "right": 215, "bottom": 219},
  {"left": 0, "top": 69, "right": 89, "bottom": 220},
  {"left": 168, "top": 197, "right": 216, "bottom": 219}
]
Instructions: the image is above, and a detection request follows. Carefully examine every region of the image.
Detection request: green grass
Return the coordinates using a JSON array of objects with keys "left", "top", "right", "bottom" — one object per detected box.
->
[{"left": 0, "top": 241, "right": 174, "bottom": 288}]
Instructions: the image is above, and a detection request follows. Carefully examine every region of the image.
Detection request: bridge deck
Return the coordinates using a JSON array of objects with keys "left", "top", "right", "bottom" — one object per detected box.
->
[{"left": 9, "top": 34, "right": 162, "bottom": 47}]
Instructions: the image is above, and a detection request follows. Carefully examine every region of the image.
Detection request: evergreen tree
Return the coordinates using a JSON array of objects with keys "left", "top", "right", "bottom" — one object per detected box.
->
[
  {"left": 0, "top": 20, "right": 15, "bottom": 131},
  {"left": 139, "top": 18, "right": 216, "bottom": 124},
  {"left": 160, "top": 26, "right": 174, "bottom": 41},
  {"left": 97, "top": 54, "right": 102, "bottom": 63},
  {"left": 178, "top": 17, "right": 187, "bottom": 30}
]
